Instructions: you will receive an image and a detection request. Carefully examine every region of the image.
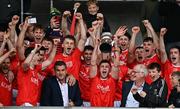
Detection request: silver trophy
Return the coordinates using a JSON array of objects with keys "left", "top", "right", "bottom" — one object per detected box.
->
[{"left": 100, "top": 32, "right": 113, "bottom": 53}]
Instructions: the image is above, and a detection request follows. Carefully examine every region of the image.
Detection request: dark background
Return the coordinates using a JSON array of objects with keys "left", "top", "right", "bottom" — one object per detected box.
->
[{"left": 0, "top": 0, "right": 144, "bottom": 43}]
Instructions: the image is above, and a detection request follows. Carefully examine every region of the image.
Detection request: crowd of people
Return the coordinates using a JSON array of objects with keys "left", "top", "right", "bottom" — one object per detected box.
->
[{"left": 0, "top": 0, "right": 180, "bottom": 108}]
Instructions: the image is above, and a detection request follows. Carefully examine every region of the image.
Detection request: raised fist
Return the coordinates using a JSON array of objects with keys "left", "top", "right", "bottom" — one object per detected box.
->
[
  {"left": 75, "top": 13, "right": 82, "bottom": 20},
  {"left": 97, "top": 13, "right": 104, "bottom": 20},
  {"left": 63, "top": 11, "right": 71, "bottom": 18},
  {"left": 160, "top": 28, "right": 167, "bottom": 37},
  {"left": 35, "top": 44, "right": 41, "bottom": 49},
  {"left": 132, "top": 26, "right": 140, "bottom": 35},
  {"left": 11, "top": 15, "right": 20, "bottom": 25}
]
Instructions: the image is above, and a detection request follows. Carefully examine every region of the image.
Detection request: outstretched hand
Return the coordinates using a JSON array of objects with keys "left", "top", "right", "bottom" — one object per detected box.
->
[{"left": 114, "top": 26, "right": 128, "bottom": 37}]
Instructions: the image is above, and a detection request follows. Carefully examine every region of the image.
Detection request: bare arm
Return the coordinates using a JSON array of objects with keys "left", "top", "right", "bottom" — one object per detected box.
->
[
  {"left": 42, "top": 39, "right": 58, "bottom": 70},
  {"left": 159, "top": 28, "right": 168, "bottom": 64},
  {"left": 76, "top": 13, "right": 87, "bottom": 52},
  {"left": 88, "top": 20, "right": 101, "bottom": 47},
  {"left": 90, "top": 39, "right": 99, "bottom": 78},
  {"left": 9, "top": 15, "right": 19, "bottom": 46},
  {"left": 17, "top": 18, "right": 30, "bottom": 61},
  {"left": 24, "top": 44, "right": 40, "bottom": 64},
  {"left": 111, "top": 38, "right": 119, "bottom": 80},
  {"left": 143, "top": 20, "right": 159, "bottom": 49},
  {"left": 0, "top": 48, "right": 16, "bottom": 64},
  {"left": 61, "top": 10, "right": 71, "bottom": 36},
  {"left": 0, "top": 39, "right": 7, "bottom": 56},
  {"left": 127, "top": 26, "right": 140, "bottom": 64},
  {"left": 7, "top": 39, "right": 15, "bottom": 51}
]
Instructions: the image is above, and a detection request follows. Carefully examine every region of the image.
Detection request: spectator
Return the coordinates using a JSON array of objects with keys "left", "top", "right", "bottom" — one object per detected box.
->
[
  {"left": 168, "top": 71, "right": 180, "bottom": 108},
  {"left": 132, "top": 63, "right": 168, "bottom": 107},
  {"left": 83, "top": 0, "right": 110, "bottom": 33},
  {"left": 121, "top": 64, "right": 149, "bottom": 107},
  {"left": 40, "top": 61, "right": 82, "bottom": 106}
]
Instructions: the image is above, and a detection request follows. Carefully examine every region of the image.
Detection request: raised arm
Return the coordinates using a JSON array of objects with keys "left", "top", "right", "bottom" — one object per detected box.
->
[
  {"left": 76, "top": 13, "right": 87, "bottom": 52},
  {"left": 0, "top": 36, "right": 8, "bottom": 56},
  {"left": 90, "top": 38, "right": 99, "bottom": 78},
  {"left": 9, "top": 15, "right": 19, "bottom": 46},
  {"left": 128, "top": 26, "right": 140, "bottom": 64},
  {"left": 0, "top": 48, "right": 16, "bottom": 64},
  {"left": 88, "top": 20, "right": 101, "bottom": 47},
  {"left": 24, "top": 44, "right": 40, "bottom": 64},
  {"left": 41, "top": 39, "right": 58, "bottom": 70},
  {"left": 111, "top": 37, "right": 119, "bottom": 80},
  {"left": 143, "top": 20, "right": 159, "bottom": 49},
  {"left": 17, "top": 17, "right": 30, "bottom": 61},
  {"left": 61, "top": 10, "right": 71, "bottom": 36},
  {"left": 159, "top": 28, "right": 168, "bottom": 64}
]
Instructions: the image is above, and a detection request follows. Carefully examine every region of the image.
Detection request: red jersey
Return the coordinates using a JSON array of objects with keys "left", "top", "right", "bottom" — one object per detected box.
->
[
  {"left": 79, "top": 62, "right": 91, "bottom": 101},
  {"left": 53, "top": 48, "right": 82, "bottom": 80},
  {"left": 37, "top": 66, "right": 54, "bottom": 102},
  {"left": 115, "top": 65, "right": 129, "bottom": 101},
  {"left": 90, "top": 75, "right": 116, "bottom": 107},
  {"left": 10, "top": 54, "right": 20, "bottom": 89},
  {"left": 163, "top": 60, "right": 180, "bottom": 96},
  {"left": 0, "top": 73, "right": 12, "bottom": 106},
  {"left": 144, "top": 54, "right": 161, "bottom": 66},
  {"left": 119, "top": 49, "right": 128, "bottom": 65},
  {"left": 16, "top": 64, "right": 41, "bottom": 106},
  {"left": 127, "top": 60, "right": 146, "bottom": 69}
]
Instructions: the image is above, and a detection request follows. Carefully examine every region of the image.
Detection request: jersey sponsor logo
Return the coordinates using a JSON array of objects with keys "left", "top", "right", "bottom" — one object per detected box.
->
[
  {"left": 97, "top": 84, "right": 110, "bottom": 93},
  {"left": 37, "top": 73, "right": 45, "bottom": 81},
  {"left": 79, "top": 71, "right": 89, "bottom": 80},
  {"left": 31, "top": 77, "right": 39, "bottom": 85},
  {"left": 0, "top": 81, "right": 12, "bottom": 91},
  {"left": 66, "top": 61, "right": 73, "bottom": 68}
]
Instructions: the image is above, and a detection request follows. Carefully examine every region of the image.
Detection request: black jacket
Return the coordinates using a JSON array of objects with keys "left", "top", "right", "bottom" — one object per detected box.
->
[
  {"left": 133, "top": 77, "right": 168, "bottom": 107},
  {"left": 168, "top": 88, "right": 180, "bottom": 107},
  {"left": 40, "top": 76, "right": 82, "bottom": 106},
  {"left": 84, "top": 13, "right": 111, "bottom": 32},
  {"left": 121, "top": 81, "right": 150, "bottom": 107}
]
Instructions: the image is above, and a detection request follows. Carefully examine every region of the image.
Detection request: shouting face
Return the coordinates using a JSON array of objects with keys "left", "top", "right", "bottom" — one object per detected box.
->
[
  {"left": 143, "top": 41, "right": 155, "bottom": 58},
  {"left": 135, "top": 48, "right": 145, "bottom": 63},
  {"left": 83, "top": 50, "right": 93, "bottom": 65},
  {"left": 117, "top": 35, "right": 129, "bottom": 51},
  {"left": 33, "top": 29, "right": 45, "bottom": 44},
  {"left": 62, "top": 38, "right": 75, "bottom": 55},
  {"left": 169, "top": 48, "right": 180, "bottom": 65},
  {"left": 99, "top": 62, "right": 111, "bottom": 79}
]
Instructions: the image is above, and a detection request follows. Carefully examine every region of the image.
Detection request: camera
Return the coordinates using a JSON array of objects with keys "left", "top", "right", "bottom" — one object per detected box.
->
[
  {"left": 28, "top": 17, "right": 37, "bottom": 24},
  {"left": 99, "top": 32, "right": 113, "bottom": 53}
]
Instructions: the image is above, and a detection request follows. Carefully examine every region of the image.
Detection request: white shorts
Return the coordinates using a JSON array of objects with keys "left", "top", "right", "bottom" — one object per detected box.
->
[
  {"left": 83, "top": 101, "right": 91, "bottom": 107},
  {"left": 114, "top": 100, "right": 121, "bottom": 107}
]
